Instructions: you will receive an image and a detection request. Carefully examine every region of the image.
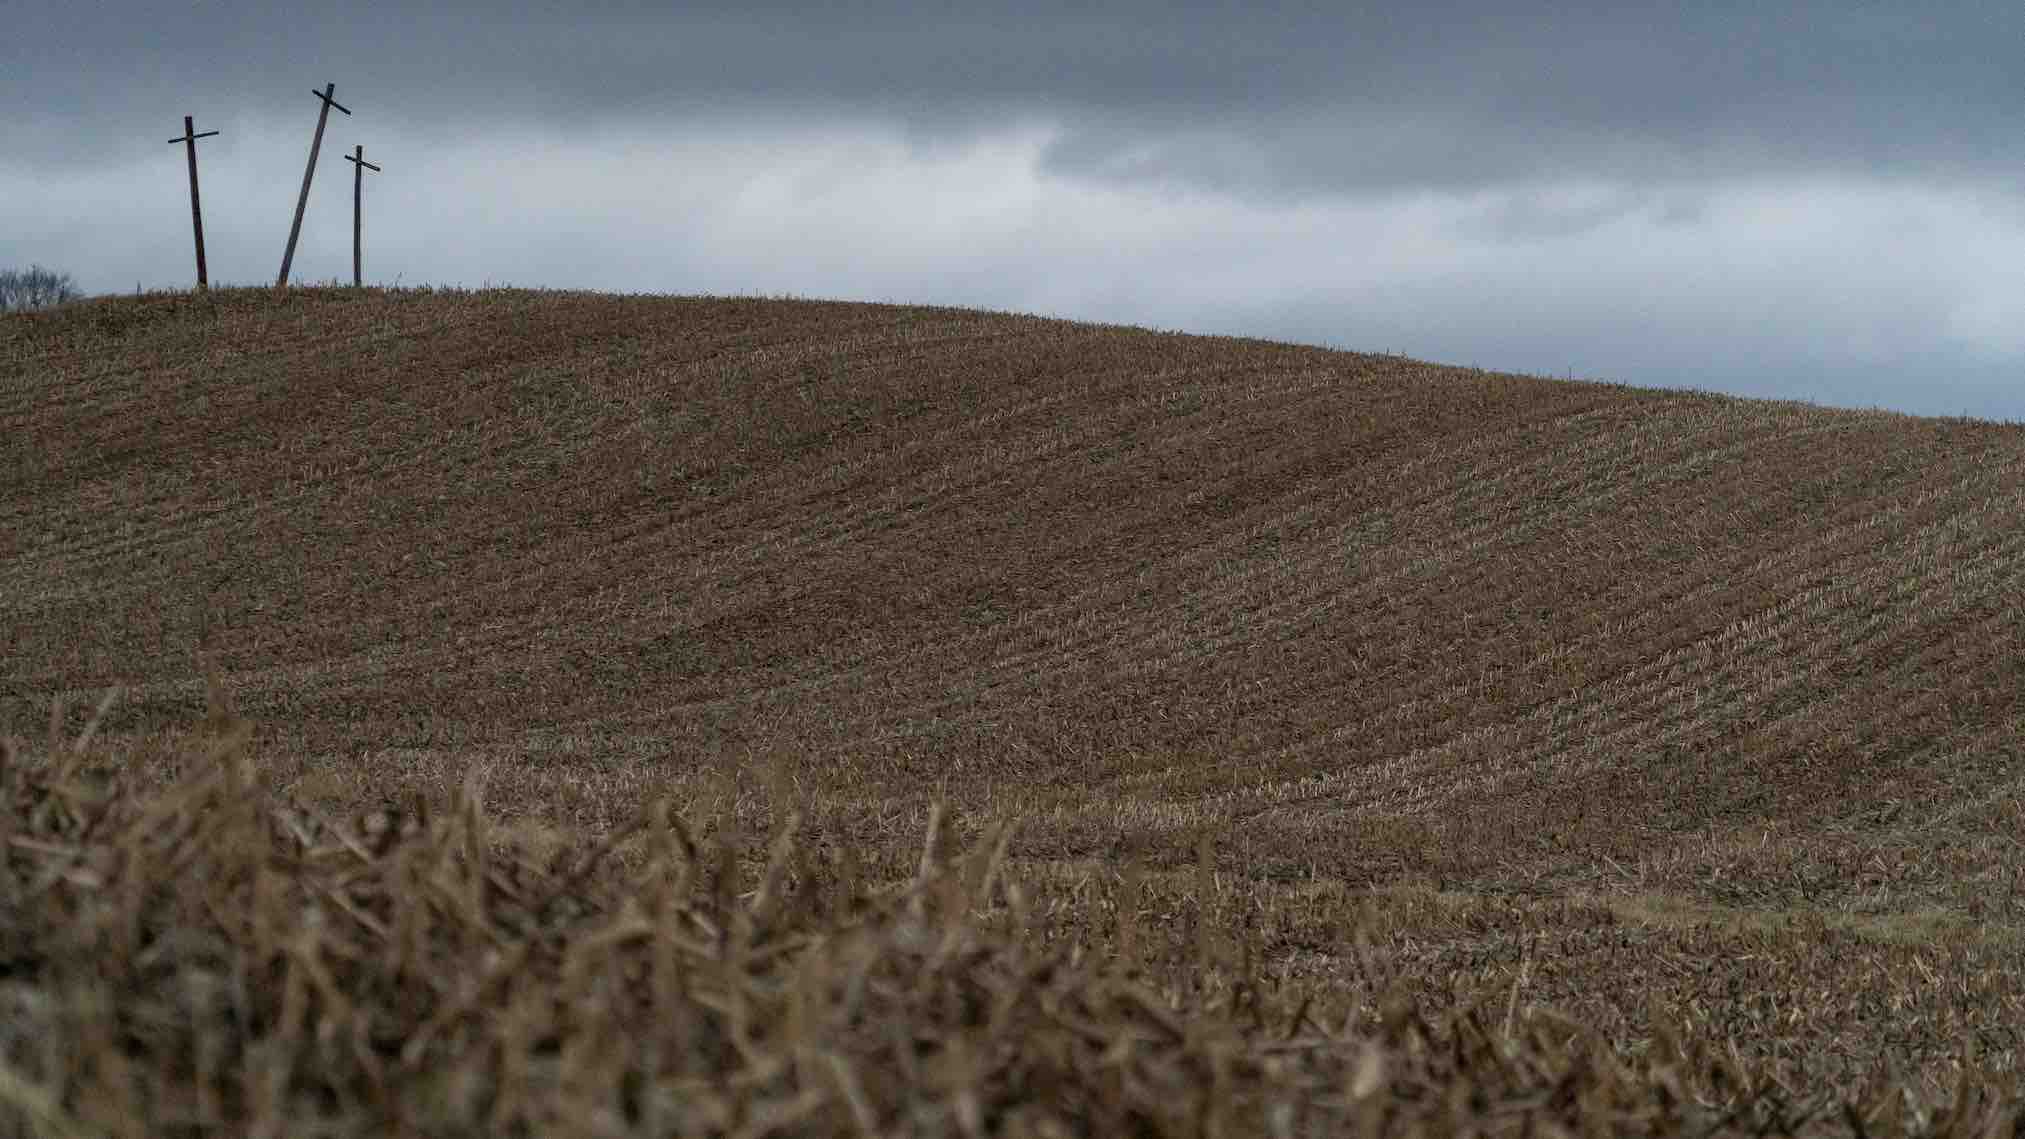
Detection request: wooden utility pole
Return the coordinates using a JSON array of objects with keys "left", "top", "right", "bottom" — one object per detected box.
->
[
  {"left": 343, "top": 145, "right": 381, "bottom": 288},
  {"left": 167, "top": 115, "right": 220, "bottom": 288},
  {"left": 277, "top": 83, "right": 351, "bottom": 288}
]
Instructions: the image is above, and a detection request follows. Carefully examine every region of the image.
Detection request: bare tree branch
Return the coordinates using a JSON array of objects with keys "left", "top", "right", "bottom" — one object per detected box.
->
[{"left": 0, "top": 264, "right": 82, "bottom": 313}]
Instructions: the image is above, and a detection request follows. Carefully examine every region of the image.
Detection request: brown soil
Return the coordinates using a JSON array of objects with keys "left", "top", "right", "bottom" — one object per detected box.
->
[{"left": 3, "top": 285, "right": 2021, "bottom": 1134}]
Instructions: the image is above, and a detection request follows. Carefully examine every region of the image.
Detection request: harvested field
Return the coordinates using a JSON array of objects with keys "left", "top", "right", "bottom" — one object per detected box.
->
[{"left": 3, "top": 285, "right": 2023, "bottom": 1134}]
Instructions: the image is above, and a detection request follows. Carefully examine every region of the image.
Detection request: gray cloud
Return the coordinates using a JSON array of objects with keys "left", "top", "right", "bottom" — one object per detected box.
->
[
  {"left": 5, "top": 2, "right": 2024, "bottom": 421},
  {"left": 11, "top": 2, "right": 2025, "bottom": 186}
]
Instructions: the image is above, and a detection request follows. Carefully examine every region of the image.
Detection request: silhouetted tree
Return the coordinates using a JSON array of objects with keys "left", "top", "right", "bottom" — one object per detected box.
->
[{"left": 0, "top": 264, "right": 82, "bottom": 312}]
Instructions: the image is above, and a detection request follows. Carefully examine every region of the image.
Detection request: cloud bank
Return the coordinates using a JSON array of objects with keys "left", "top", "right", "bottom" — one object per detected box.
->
[{"left": 5, "top": 2, "right": 2022, "bottom": 419}]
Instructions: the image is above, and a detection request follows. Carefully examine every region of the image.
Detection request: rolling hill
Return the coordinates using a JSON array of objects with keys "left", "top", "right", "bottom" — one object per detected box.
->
[{"left": 4, "top": 284, "right": 2024, "bottom": 1122}]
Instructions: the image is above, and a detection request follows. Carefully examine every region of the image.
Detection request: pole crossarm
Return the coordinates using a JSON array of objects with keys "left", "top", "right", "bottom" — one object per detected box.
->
[
  {"left": 168, "top": 115, "right": 221, "bottom": 288},
  {"left": 277, "top": 82, "right": 353, "bottom": 288},
  {"left": 314, "top": 85, "right": 353, "bottom": 118}
]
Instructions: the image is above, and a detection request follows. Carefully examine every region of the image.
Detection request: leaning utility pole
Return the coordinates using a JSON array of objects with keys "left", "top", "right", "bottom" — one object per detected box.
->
[
  {"left": 276, "top": 83, "right": 351, "bottom": 288},
  {"left": 166, "top": 115, "right": 220, "bottom": 288},
  {"left": 343, "top": 145, "right": 381, "bottom": 287}
]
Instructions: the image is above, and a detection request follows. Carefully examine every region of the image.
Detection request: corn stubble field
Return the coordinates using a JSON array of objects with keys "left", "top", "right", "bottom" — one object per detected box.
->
[{"left": 3, "top": 285, "right": 2024, "bottom": 1136}]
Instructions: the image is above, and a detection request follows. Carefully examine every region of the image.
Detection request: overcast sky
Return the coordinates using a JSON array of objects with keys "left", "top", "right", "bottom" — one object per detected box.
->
[{"left": 7, "top": 2, "right": 2024, "bottom": 421}]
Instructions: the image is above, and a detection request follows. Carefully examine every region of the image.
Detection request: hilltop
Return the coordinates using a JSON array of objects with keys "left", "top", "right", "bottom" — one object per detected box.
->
[{"left": 4, "top": 285, "right": 2024, "bottom": 1125}]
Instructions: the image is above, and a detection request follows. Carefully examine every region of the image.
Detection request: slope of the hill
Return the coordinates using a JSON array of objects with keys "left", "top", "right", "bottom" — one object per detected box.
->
[
  {"left": 8, "top": 285, "right": 2025, "bottom": 1096},
  {"left": 5, "top": 286, "right": 2021, "bottom": 876}
]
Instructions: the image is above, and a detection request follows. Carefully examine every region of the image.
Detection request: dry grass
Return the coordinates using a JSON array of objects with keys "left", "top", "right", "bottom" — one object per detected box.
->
[{"left": 3, "top": 284, "right": 2024, "bottom": 1133}]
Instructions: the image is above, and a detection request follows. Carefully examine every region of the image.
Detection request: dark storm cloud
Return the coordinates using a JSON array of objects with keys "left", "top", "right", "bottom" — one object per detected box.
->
[{"left": 9, "top": 1, "right": 2025, "bottom": 193}]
